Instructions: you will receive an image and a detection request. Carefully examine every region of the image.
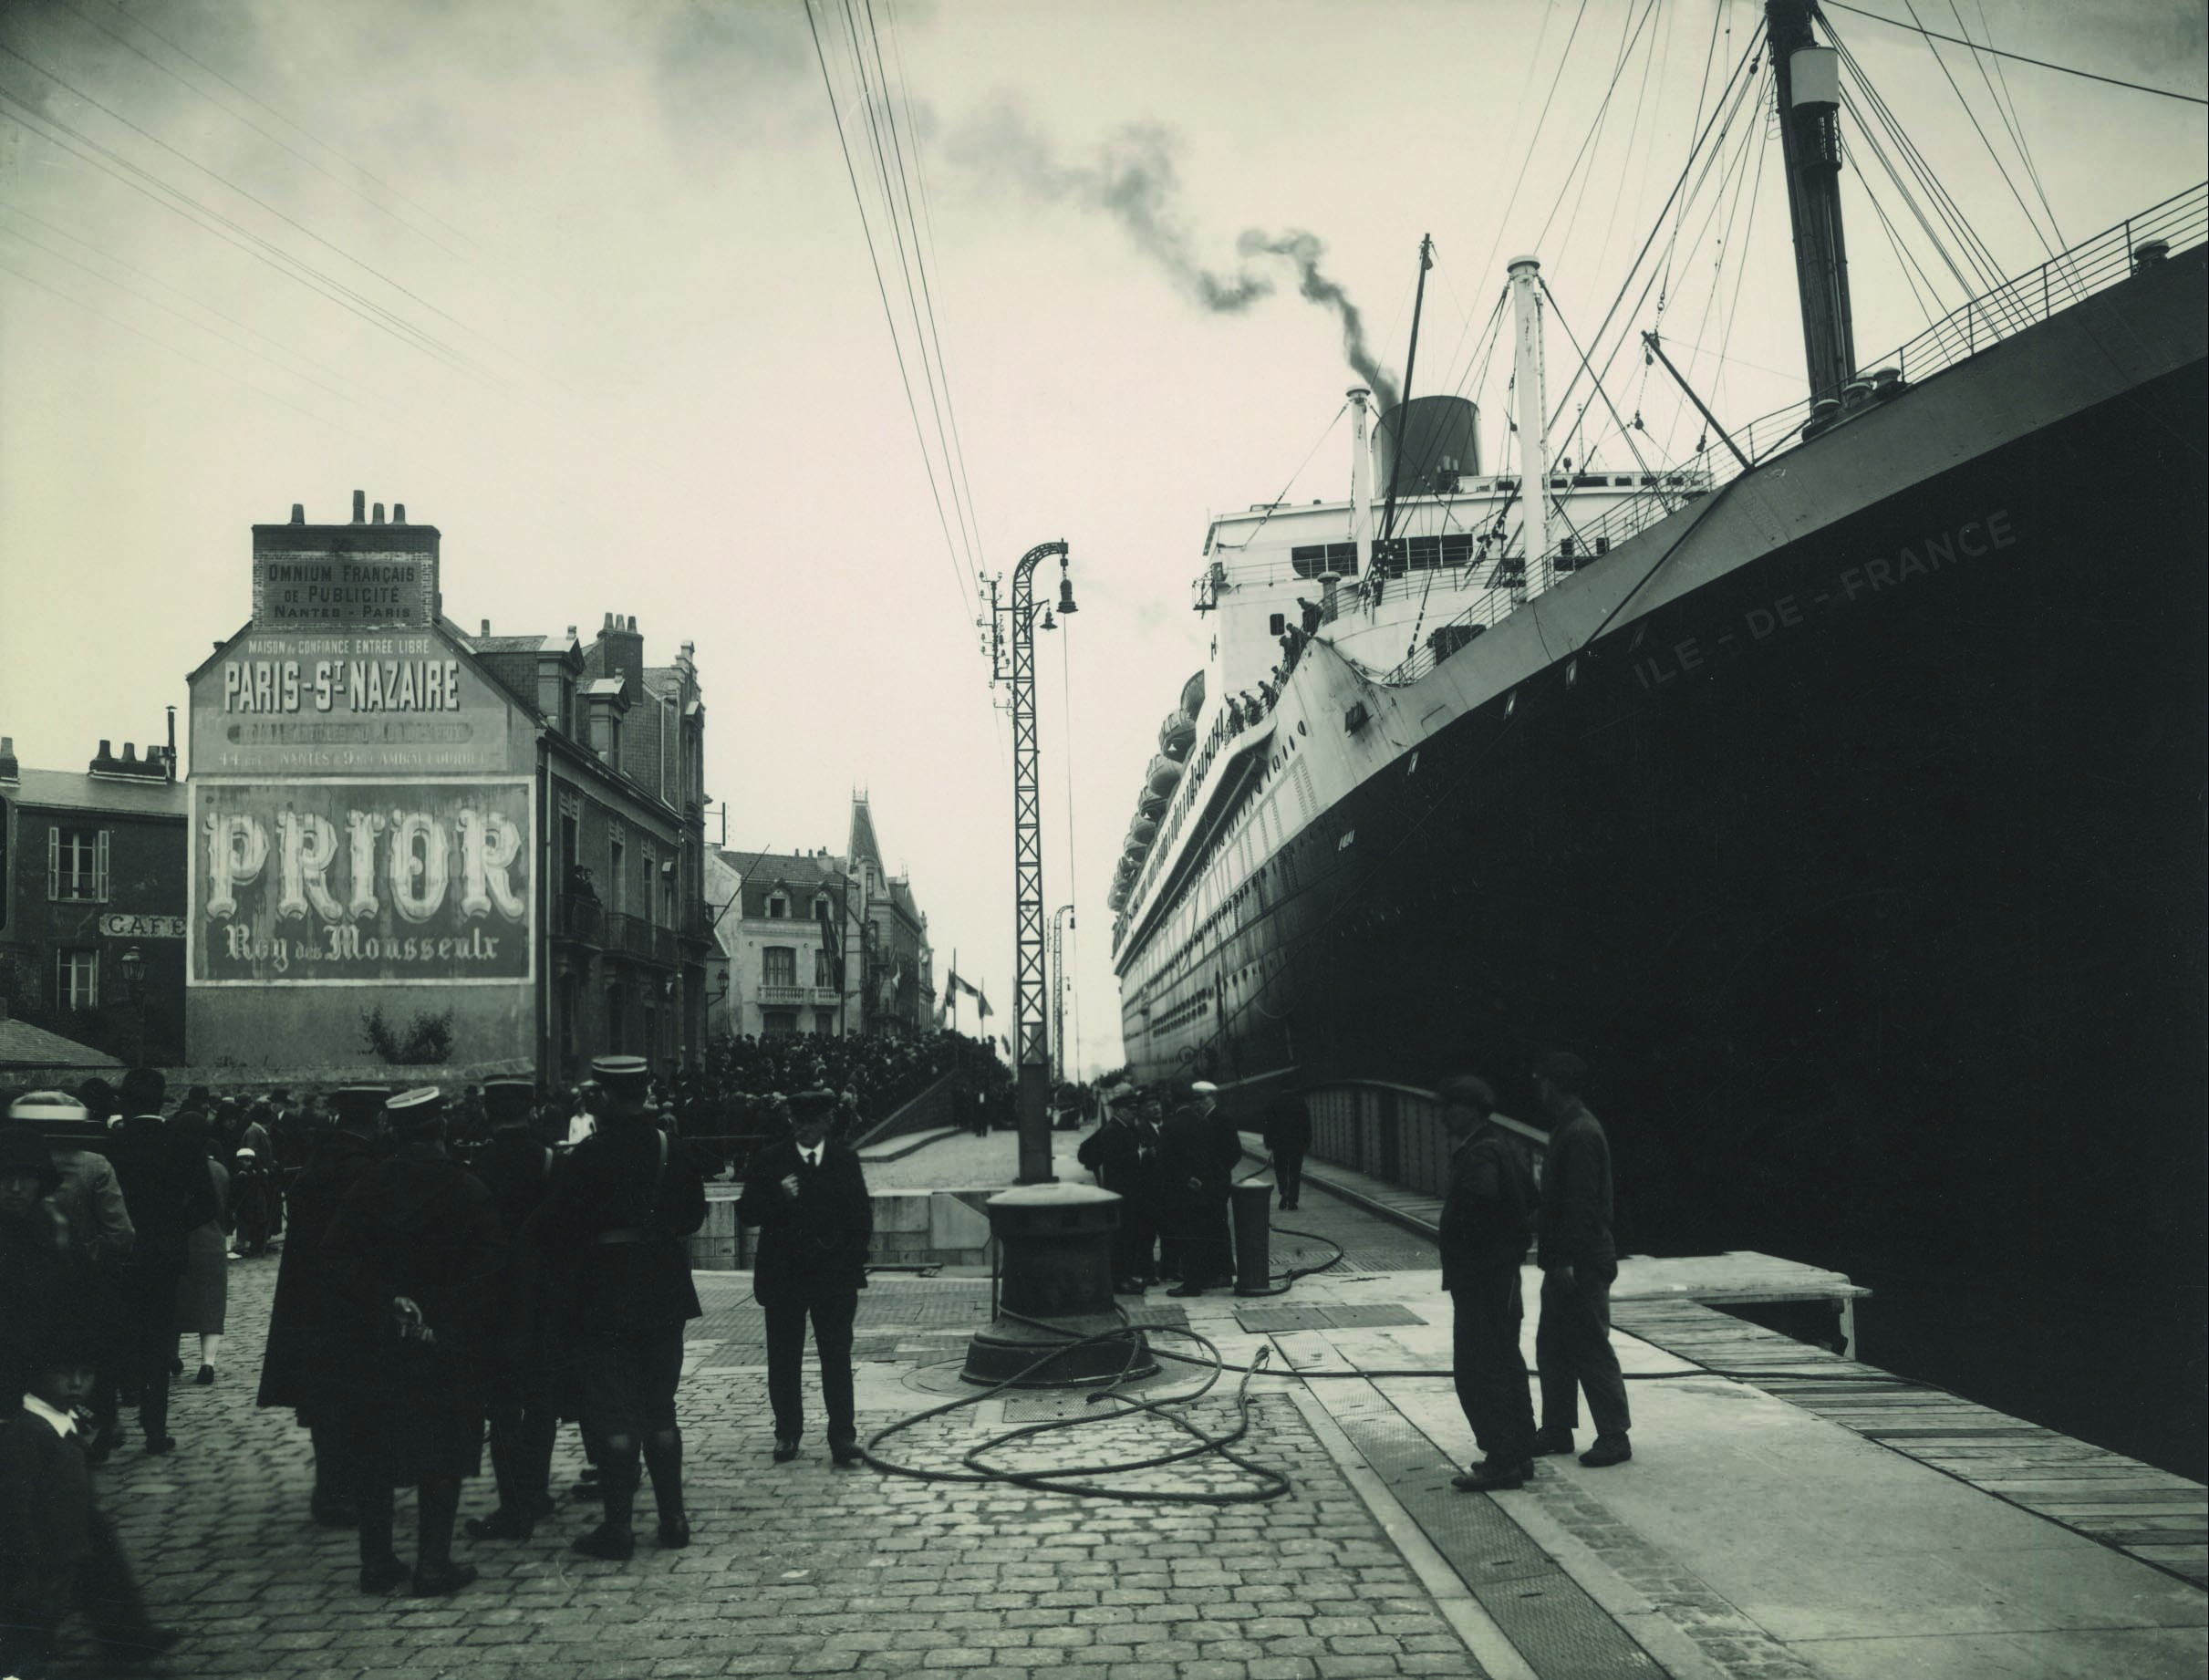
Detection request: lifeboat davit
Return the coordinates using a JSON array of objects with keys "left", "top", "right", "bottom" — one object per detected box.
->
[
  {"left": 1179, "top": 669, "right": 1206, "bottom": 719},
  {"left": 1146, "top": 755, "right": 1183, "bottom": 798},
  {"left": 1158, "top": 710, "right": 1196, "bottom": 762}
]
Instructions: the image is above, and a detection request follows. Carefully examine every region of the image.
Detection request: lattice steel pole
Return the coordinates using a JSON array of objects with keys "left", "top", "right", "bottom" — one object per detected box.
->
[{"left": 988, "top": 540, "right": 1070, "bottom": 1183}]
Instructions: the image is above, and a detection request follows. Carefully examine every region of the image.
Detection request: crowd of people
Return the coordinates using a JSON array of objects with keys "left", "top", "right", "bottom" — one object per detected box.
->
[{"left": 0, "top": 1028, "right": 997, "bottom": 1669}]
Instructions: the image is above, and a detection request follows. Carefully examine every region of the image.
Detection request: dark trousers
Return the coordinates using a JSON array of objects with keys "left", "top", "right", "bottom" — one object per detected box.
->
[
  {"left": 0, "top": 1509, "right": 161, "bottom": 1675},
  {"left": 1536, "top": 1261, "right": 1632, "bottom": 1439},
  {"left": 1451, "top": 1269, "right": 1535, "bottom": 1465},
  {"left": 1108, "top": 1188, "right": 1156, "bottom": 1281},
  {"left": 1273, "top": 1149, "right": 1304, "bottom": 1209},
  {"left": 120, "top": 1275, "right": 177, "bottom": 1444},
  {"left": 762, "top": 1285, "right": 858, "bottom": 1446},
  {"left": 487, "top": 1400, "right": 558, "bottom": 1517}
]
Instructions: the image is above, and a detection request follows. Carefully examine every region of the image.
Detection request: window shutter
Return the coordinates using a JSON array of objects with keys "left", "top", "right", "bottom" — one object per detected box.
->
[
  {"left": 47, "top": 828, "right": 59, "bottom": 900},
  {"left": 96, "top": 830, "right": 111, "bottom": 903},
  {"left": 88, "top": 950, "right": 99, "bottom": 1010}
]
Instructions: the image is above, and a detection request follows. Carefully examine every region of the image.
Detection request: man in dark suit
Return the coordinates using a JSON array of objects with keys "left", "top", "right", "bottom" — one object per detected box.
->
[
  {"left": 322, "top": 1088, "right": 505, "bottom": 1597},
  {"left": 1530, "top": 1053, "right": 1633, "bottom": 1468},
  {"left": 1435, "top": 1075, "right": 1540, "bottom": 1492},
  {"left": 531, "top": 1055, "right": 707, "bottom": 1560},
  {"left": 1158, "top": 1092, "right": 1239, "bottom": 1298},
  {"left": 1260, "top": 1089, "right": 1312, "bottom": 1212},
  {"left": 462, "top": 1078, "right": 562, "bottom": 1543},
  {"left": 103, "top": 1069, "right": 217, "bottom": 1457},
  {"left": 256, "top": 1084, "right": 389, "bottom": 1528},
  {"left": 737, "top": 1089, "right": 872, "bottom": 1465}
]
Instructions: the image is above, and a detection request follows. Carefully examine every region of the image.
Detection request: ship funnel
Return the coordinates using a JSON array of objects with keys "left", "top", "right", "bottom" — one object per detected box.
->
[
  {"left": 1347, "top": 387, "right": 1373, "bottom": 582},
  {"left": 1374, "top": 396, "right": 1481, "bottom": 494}
]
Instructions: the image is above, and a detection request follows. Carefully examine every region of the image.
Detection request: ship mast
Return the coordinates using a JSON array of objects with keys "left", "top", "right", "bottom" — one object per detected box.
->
[
  {"left": 1767, "top": 0, "right": 1857, "bottom": 406},
  {"left": 1507, "top": 254, "right": 1550, "bottom": 596}
]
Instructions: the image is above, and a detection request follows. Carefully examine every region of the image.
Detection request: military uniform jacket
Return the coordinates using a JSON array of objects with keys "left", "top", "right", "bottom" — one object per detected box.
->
[
  {"left": 257, "top": 1129, "right": 380, "bottom": 1412},
  {"left": 736, "top": 1139, "right": 871, "bottom": 1304},
  {"left": 528, "top": 1122, "right": 706, "bottom": 1334},
  {"left": 321, "top": 1143, "right": 505, "bottom": 1414}
]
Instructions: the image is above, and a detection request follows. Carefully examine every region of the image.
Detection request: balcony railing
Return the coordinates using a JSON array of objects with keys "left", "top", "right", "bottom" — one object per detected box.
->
[
  {"left": 551, "top": 892, "right": 604, "bottom": 944},
  {"left": 604, "top": 911, "right": 678, "bottom": 968},
  {"left": 755, "top": 984, "right": 839, "bottom": 1006},
  {"left": 1356, "top": 181, "right": 2207, "bottom": 690}
]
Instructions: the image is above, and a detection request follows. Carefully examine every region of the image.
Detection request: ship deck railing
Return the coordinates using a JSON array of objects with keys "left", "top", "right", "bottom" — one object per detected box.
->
[{"left": 1361, "top": 180, "right": 2208, "bottom": 690}]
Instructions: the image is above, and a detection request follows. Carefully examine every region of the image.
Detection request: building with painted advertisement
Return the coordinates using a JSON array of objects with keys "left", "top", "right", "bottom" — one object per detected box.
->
[
  {"left": 0, "top": 733, "right": 188, "bottom": 1064},
  {"left": 185, "top": 493, "right": 710, "bottom": 1077}
]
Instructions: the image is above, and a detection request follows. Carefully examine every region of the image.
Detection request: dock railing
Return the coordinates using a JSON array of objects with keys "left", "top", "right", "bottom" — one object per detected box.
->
[
  {"left": 1362, "top": 181, "right": 2208, "bottom": 690},
  {"left": 1302, "top": 1078, "right": 1548, "bottom": 1198}
]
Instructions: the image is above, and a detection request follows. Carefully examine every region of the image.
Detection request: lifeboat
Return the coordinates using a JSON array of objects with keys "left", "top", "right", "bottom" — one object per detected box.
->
[
  {"left": 1122, "top": 837, "right": 1146, "bottom": 866},
  {"left": 1179, "top": 669, "right": 1206, "bottom": 719},
  {"left": 1106, "top": 883, "right": 1128, "bottom": 912},
  {"left": 1128, "top": 814, "right": 1158, "bottom": 847},
  {"left": 1137, "top": 785, "right": 1168, "bottom": 820},
  {"left": 1145, "top": 754, "right": 1183, "bottom": 798},
  {"left": 1158, "top": 710, "right": 1196, "bottom": 762}
]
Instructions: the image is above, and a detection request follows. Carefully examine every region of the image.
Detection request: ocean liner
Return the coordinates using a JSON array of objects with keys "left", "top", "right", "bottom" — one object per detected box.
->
[{"left": 1109, "top": 0, "right": 2206, "bottom": 1268}]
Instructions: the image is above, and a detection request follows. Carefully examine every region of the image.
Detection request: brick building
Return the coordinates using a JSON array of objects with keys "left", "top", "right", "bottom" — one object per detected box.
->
[
  {"left": 0, "top": 732, "right": 189, "bottom": 1063},
  {"left": 183, "top": 492, "right": 710, "bottom": 1078}
]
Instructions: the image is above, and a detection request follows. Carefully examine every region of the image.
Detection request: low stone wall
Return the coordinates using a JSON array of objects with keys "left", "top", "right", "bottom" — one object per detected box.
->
[{"left": 690, "top": 1183, "right": 996, "bottom": 1273}]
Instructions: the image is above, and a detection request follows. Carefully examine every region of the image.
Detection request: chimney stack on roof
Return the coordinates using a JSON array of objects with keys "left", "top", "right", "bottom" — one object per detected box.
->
[
  {"left": 481, "top": 618, "right": 492, "bottom": 638},
  {"left": 289, "top": 503, "right": 305, "bottom": 524},
  {"left": 351, "top": 490, "right": 366, "bottom": 524},
  {"left": 0, "top": 737, "right": 17, "bottom": 782},
  {"left": 392, "top": 503, "right": 406, "bottom": 524},
  {"left": 372, "top": 502, "right": 386, "bottom": 524}
]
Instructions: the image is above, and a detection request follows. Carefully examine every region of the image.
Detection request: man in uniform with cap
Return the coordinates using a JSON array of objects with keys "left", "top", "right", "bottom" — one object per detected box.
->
[
  {"left": 463, "top": 1077, "right": 562, "bottom": 1542},
  {"left": 322, "top": 1087, "right": 504, "bottom": 1596},
  {"left": 531, "top": 1054, "right": 706, "bottom": 1560},
  {"left": 737, "top": 1088, "right": 873, "bottom": 1465}
]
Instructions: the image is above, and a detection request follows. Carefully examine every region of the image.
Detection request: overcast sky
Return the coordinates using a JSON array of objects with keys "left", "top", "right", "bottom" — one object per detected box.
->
[{"left": 2, "top": 0, "right": 2202, "bottom": 1076}]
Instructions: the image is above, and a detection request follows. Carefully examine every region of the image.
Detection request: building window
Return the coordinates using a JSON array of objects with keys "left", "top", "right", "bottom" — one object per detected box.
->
[
  {"left": 814, "top": 948, "right": 833, "bottom": 988},
  {"left": 49, "top": 828, "right": 109, "bottom": 902},
  {"left": 762, "top": 947, "right": 796, "bottom": 988},
  {"left": 767, "top": 893, "right": 789, "bottom": 919},
  {"left": 1289, "top": 542, "right": 1361, "bottom": 579},
  {"left": 762, "top": 1010, "right": 797, "bottom": 1037},
  {"left": 609, "top": 831, "right": 627, "bottom": 913},
  {"left": 57, "top": 949, "right": 99, "bottom": 1010}
]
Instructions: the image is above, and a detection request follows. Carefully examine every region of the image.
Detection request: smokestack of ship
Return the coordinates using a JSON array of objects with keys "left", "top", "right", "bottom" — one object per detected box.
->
[{"left": 1374, "top": 396, "right": 1482, "bottom": 495}]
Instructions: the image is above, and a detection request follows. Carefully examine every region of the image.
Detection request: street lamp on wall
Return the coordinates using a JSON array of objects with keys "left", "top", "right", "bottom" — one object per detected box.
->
[{"left": 118, "top": 944, "right": 147, "bottom": 1065}]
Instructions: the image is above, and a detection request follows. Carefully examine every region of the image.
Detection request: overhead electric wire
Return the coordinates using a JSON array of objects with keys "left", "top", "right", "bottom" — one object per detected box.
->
[
  {"left": 0, "top": 39, "right": 499, "bottom": 368},
  {"left": 1817, "top": 0, "right": 2209, "bottom": 105},
  {"left": 51, "top": 0, "right": 464, "bottom": 261},
  {"left": 879, "top": 0, "right": 990, "bottom": 582},
  {"left": 839, "top": 0, "right": 975, "bottom": 587},
  {"left": 97, "top": 0, "right": 481, "bottom": 245},
  {"left": 0, "top": 93, "right": 485, "bottom": 381},
  {"left": 801, "top": 0, "right": 976, "bottom": 638}
]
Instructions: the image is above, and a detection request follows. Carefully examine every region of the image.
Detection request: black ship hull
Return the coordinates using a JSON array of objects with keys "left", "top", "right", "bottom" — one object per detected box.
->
[{"left": 1134, "top": 325, "right": 2204, "bottom": 1283}]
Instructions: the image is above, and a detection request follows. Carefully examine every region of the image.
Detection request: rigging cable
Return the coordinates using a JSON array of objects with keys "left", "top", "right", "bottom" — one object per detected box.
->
[
  {"left": 1893, "top": 0, "right": 2063, "bottom": 260},
  {"left": 1817, "top": 1, "right": 2208, "bottom": 105},
  {"left": 1943, "top": 0, "right": 2062, "bottom": 246}
]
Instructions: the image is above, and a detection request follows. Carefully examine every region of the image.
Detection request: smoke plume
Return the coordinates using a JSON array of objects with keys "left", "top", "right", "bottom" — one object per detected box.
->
[
  {"left": 1238, "top": 228, "right": 1399, "bottom": 411},
  {"left": 951, "top": 105, "right": 1399, "bottom": 404}
]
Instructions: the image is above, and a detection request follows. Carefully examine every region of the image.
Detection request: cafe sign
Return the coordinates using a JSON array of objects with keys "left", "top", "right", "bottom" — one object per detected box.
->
[{"left": 100, "top": 914, "right": 186, "bottom": 940}]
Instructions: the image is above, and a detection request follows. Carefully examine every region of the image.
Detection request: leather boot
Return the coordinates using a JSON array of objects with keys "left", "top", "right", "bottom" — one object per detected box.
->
[
  {"left": 411, "top": 1477, "right": 478, "bottom": 1596},
  {"left": 356, "top": 1488, "right": 406, "bottom": 1592},
  {"left": 644, "top": 1428, "right": 689, "bottom": 1547},
  {"left": 571, "top": 1442, "right": 638, "bottom": 1561}
]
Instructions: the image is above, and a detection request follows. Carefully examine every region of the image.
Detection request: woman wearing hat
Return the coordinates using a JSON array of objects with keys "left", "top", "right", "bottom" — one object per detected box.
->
[{"left": 167, "top": 1113, "right": 231, "bottom": 1387}]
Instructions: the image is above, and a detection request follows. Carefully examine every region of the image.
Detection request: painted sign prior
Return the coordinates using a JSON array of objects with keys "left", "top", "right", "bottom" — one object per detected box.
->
[
  {"left": 190, "top": 778, "right": 534, "bottom": 986},
  {"left": 253, "top": 549, "right": 434, "bottom": 627},
  {"left": 192, "top": 632, "right": 510, "bottom": 774},
  {"left": 99, "top": 913, "right": 187, "bottom": 939}
]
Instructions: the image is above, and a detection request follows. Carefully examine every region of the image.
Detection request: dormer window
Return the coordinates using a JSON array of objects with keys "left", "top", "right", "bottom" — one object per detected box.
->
[
  {"left": 813, "top": 894, "right": 831, "bottom": 922},
  {"left": 768, "top": 893, "right": 789, "bottom": 919}
]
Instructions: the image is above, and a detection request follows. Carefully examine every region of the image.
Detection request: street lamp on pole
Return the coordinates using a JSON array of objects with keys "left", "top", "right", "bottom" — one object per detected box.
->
[{"left": 983, "top": 541, "right": 1076, "bottom": 1184}]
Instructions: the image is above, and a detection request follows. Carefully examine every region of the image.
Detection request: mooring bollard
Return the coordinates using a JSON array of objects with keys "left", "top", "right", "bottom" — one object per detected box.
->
[
  {"left": 961, "top": 1183, "right": 1157, "bottom": 1386},
  {"left": 1230, "top": 1177, "right": 1274, "bottom": 1296}
]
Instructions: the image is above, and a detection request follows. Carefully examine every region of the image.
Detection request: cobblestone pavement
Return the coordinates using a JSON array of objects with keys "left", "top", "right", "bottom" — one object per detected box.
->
[{"left": 58, "top": 1239, "right": 1488, "bottom": 1680}]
